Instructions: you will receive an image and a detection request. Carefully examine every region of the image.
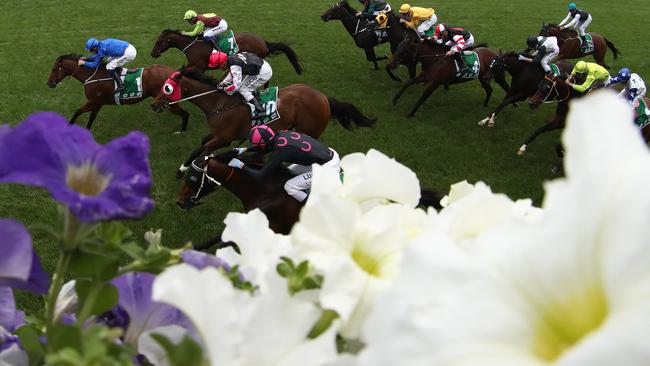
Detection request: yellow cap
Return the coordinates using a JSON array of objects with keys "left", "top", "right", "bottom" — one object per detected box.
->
[
  {"left": 575, "top": 60, "right": 587, "bottom": 73},
  {"left": 183, "top": 10, "right": 197, "bottom": 20},
  {"left": 399, "top": 4, "right": 411, "bottom": 13}
]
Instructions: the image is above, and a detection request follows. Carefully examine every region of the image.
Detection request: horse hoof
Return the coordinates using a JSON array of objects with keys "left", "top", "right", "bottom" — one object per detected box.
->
[
  {"left": 488, "top": 121, "right": 496, "bottom": 128},
  {"left": 517, "top": 145, "right": 527, "bottom": 156},
  {"left": 478, "top": 118, "right": 488, "bottom": 127},
  {"left": 173, "top": 131, "right": 183, "bottom": 135}
]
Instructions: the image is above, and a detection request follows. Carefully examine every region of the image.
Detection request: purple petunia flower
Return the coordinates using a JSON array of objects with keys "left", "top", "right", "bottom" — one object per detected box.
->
[
  {"left": 181, "top": 250, "right": 231, "bottom": 271},
  {"left": 0, "top": 219, "right": 49, "bottom": 294},
  {"left": 111, "top": 272, "right": 194, "bottom": 347},
  {"left": 0, "top": 112, "right": 154, "bottom": 222},
  {"left": 0, "top": 287, "right": 24, "bottom": 333}
]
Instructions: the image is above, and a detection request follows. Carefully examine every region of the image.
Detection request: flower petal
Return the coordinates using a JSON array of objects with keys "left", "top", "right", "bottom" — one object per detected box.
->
[{"left": 0, "top": 219, "right": 49, "bottom": 294}]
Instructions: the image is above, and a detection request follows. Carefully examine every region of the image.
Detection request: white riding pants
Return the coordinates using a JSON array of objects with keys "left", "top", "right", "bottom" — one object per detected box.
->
[
  {"left": 575, "top": 15, "right": 592, "bottom": 36},
  {"left": 416, "top": 14, "right": 438, "bottom": 36},
  {"left": 106, "top": 44, "right": 137, "bottom": 70},
  {"left": 284, "top": 149, "right": 341, "bottom": 202},
  {"left": 203, "top": 20, "right": 228, "bottom": 38},
  {"left": 240, "top": 61, "right": 273, "bottom": 102}
]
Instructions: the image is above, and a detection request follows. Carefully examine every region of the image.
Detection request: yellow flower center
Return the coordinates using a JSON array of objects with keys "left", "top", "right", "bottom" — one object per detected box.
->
[
  {"left": 532, "top": 284, "right": 609, "bottom": 361},
  {"left": 66, "top": 161, "right": 111, "bottom": 196}
]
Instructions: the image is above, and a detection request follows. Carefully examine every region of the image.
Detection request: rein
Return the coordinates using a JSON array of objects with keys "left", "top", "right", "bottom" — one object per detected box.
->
[
  {"left": 181, "top": 36, "right": 200, "bottom": 52},
  {"left": 190, "top": 156, "right": 235, "bottom": 200},
  {"left": 540, "top": 76, "right": 571, "bottom": 104},
  {"left": 69, "top": 62, "right": 112, "bottom": 85},
  {"left": 169, "top": 88, "right": 221, "bottom": 105}
]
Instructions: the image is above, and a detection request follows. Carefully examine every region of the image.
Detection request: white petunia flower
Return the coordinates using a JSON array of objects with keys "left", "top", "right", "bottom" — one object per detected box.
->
[
  {"left": 348, "top": 91, "right": 650, "bottom": 366},
  {"left": 218, "top": 209, "right": 291, "bottom": 291},
  {"left": 152, "top": 264, "right": 338, "bottom": 366}
]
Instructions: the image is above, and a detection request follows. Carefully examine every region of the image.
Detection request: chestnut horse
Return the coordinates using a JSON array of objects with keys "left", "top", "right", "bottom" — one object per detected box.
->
[
  {"left": 321, "top": 1, "right": 413, "bottom": 75},
  {"left": 178, "top": 151, "right": 302, "bottom": 249},
  {"left": 150, "top": 29, "right": 303, "bottom": 74},
  {"left": 540, "top": 23, "right": 620, "bottom": 68},
  {"left": 390, "top": 30, "right": 510, "bottom": 118},
  {"left": 150, "top": 69, "right": 376, "bottom": 178},
  {"left": 47, "top": 54, "right": 190, "bottom": 132}
]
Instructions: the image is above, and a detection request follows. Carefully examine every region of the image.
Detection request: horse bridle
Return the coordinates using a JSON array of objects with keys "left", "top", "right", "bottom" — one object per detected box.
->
[
  {"left": 539, "top": 75, "right": 571, "bottom": 104},
  {"left": 189, "top": 156, "right": 235, "bottom": 201}
]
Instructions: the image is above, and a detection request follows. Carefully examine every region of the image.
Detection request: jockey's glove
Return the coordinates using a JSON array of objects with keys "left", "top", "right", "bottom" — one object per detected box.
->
[{"left": 228, "top": 158, "right": 245, "bottom": 169}]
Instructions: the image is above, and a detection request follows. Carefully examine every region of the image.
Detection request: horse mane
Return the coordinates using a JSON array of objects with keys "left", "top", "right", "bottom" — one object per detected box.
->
[
  {"left": 338, "top": 0, "right": 355, "bottom": 13},
  {"left": 502, "top": 50, "right": 520, "bottom": 58},
  {"left": 179, "top": 67, "right": 220, "bottom": 87},
  {"left": 57, "top": 54, "right": 81, "bottom": 61},
  {"left": 162, "top": 29, "right": 182, "bottom": 35}
]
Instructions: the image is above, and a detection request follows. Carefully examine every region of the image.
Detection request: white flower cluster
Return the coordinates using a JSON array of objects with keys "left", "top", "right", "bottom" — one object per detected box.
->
[{"left": 152, "top": 91, "right": 650, "bottom": 366}]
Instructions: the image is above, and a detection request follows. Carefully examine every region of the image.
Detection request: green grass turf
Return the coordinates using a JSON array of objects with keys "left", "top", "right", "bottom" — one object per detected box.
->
[{"left": 1, "top": 0, "right": 648, "bottom": 313}]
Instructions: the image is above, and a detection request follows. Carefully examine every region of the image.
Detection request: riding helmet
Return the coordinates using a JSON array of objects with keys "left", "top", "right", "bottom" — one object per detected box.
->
[
  {"left": 618, "top": 68, "right": 631, "bottom": 82},
  {"left": 575, "top": 61, "right": 588, "bottom": 73},
  {"left": 249, "top": 126, "right": 276, "bottom": 148},
  {"left": 526, "top": 36, "right": 538, "bottom": 48},
  {"left": 434, "top": 24, "right": 446, "bottom": 37},
  {"left": 399, "top": 4, "right": 411, "bottom": 13},
  {"left": 184, "top": 10, "right": 197, "bottom": 20},
  {"left": 208, "top": 52, "right": 229, "bottom": 69},
  {"left": 568, "top": 2, "right": 577, "bottom": 11},
  {"left": 85, "top": 38, "right": 99, "bottom": 51}
]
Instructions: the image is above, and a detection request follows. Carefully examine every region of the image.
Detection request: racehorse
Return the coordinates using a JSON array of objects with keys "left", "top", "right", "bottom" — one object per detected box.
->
[
  {"left": 321, "top": 1, "right": 411, "bottom": 74},
  {"left": 540, "top": 23, "right": 620, "bottom": 69},
  {"left": 519, "top": 73, "right": 586, "bottom": 155},
  {"left": 390, "top": 29, "right": 510, "bottom": 118},
  {"left": 150, "top": 69, "right": 376, "bottom": 178},
  {"left": 478, "top": 51, "right": 574, "bottom": 128},
  {"left": 46, "top": 54, "right": 190, "bottom": 132},
  {"left": 150, "top": 29, "right": 303, "bottom": 74},
  {"left": 177, "top": 151, "right": 303, "bottom": 249}
]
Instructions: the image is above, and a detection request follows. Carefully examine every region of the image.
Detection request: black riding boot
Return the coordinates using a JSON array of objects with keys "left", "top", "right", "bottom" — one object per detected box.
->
[
  {"left": 109, "top": 70, "right": 124, "bottom": 92},
  {"left": 204, "top": 36, "right": 219, "bottom": 50},
  {"left": 453, "top": 53, "right": 463, "bottom": 70},
  {"left": 248, "top": 98, "right": 267, "bottom": 117}
]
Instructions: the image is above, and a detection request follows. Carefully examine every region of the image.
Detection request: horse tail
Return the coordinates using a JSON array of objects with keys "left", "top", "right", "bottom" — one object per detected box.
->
[
  {"left": 604, "top": 38, "right": 620, "bottom": 60},
  {"left": 419, "top": 188, "right": 443, "bottom": 210},
  {"left": 327, "top": 97, "right": 377, "bottom": 130},
  {"left": 265, "top": 41, "right": 304, "bottom": 75}
]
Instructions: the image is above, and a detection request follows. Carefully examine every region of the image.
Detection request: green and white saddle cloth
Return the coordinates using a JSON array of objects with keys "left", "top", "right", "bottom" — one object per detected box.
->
[
  {"left": 456, "top": 51, "right": 480, "bottom": 79},
  {"left": 115, "top": 68, "right": 144, "bottom": 104},
  {"left": 423, "top": 28, "right": 435, "bottom": 38},
  {"left": 250, "top": 86, "right": 281, "bottom": 125},
  {"left": 549, "top": 63, "right": 561, "bottom": 77},
  {"left": 216, "top": 30, "right": 239, "bottom": 55},
  {"left": 634, "top": 98, "right": 650, "bottom": 128},
  {"left": 580, "top": 34, "right": 594, "bottom": 54}
]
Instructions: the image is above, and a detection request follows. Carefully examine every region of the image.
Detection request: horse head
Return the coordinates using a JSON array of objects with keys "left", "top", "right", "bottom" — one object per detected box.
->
[
  {"left": 151, "top": 29, "right": 182, "bottom": 58},
  {"left": 540, "top": 22, "right": 550, "bottom": 36},
  {"left": 47, "top": 54, "right": 81, "bottom": 88},
  {"left": 321, "top": 1, "right": 354, "bottom": 22},
  {"left": 529, "top": 76, "right": 557, "bottom": 109},
  {"left": 176, "top": 151, "right": 238, "bottom": 210},
  {"left": 151, "top": 69, "right": 183, "bottom": 112}
]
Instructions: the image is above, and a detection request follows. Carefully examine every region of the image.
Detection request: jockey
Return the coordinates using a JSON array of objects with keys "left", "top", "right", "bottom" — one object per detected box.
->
[
  {"left": 558, "top": 2, "right": 592, "bottom": 45},
  {"left": 566, "top": 61, "right": 610, "bottom": 93},
  {"left": 606, "top": 68, "right": 647, "bottom": 106},
  {"left": 208, "top": 51, "right": 273, "bottom": 115},
  {"left": 357, "top": 0, "right": 391, "bottom": 20},
  {"left": 79, "top": 37, "right": 137, "bottom": 92},
  {"left": 432, "top": 24, "right": 474, "bottom": 65},
  {"left": 397, "top": 4, "right": 437, "bottom": 39},
  {"left": 227, "top": 126, "right": 341, "bottom": 202},
  {"left": 182, "top": 10, "right": 228, "bottom": 50},
  {"left": 523, "top": 36, "right": 560, "bottom": 76}
]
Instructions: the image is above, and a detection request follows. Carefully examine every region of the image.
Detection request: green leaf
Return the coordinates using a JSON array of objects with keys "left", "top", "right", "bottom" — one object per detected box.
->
[
  {"left": 150, "top": 333, "right": 205, "bottom": 366},
  {"left": 279, "top": 256, "right": 295, "bottom": 270},
  {"left": 16, "top": 326, "right": 45, "bottom": 366},
  {"left": 47, "top": 324, "right": 82, "bottom": 353},
  {"left": 69, "top": 250, "right": 120, "bottom": 281},
  {"left": 308, "top": 309, "right": 339, "bottom": 339},
  {"left": 97, "top": 221, "right": 132, "bottom": 248},
  {"left": 276, "top": 262, "right": 292, "bottom": 277},
  {"left": 119, "top": 242, "right": 146, "bottom": 261},
  {"left": 75, "top": 281, "right": 119, "bottom": 320},
  {"left": 303, "top": 276, "right": 322, "bottom": 290},
  {"left": 295, "top": 260, "right": 310, "bottom": 279}
]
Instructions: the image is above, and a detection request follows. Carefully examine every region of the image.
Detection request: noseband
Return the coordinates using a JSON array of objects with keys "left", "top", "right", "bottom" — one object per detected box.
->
[{"left": 189, "top": 156, "right": 235, "bottom": 200}]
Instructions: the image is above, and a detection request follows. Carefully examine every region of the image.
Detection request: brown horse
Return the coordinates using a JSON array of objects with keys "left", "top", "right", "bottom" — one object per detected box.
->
[
  {"left": 177, "top": 151, "right": 302, "bottom": 249},
  {"left": 47, "top": 54, "right": 190, "bottom": 132},
  {"left": 150, "top": 69, "right": 376, "bottom": 178},
  {"left": 390, "top": 30, "right": 510, "bottom": 117},
  {"left": 540, "top": 23, "right": 620, "bottom": 68},
  {"left": 150, "top": 29, "right": 303, "bottom": 74}
]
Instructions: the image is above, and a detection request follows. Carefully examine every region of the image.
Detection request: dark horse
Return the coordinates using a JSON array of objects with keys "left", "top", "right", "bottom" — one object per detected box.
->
[
  {"left": 47, "top": 54, "right": 190, "bottom": 132},
  {"left": 478, "top": 52, "right": 574, "bottom": 128},
  {"left": 390, "top": 29, "right": 510, "bottom": 117},
  {"left": 540, "top": 23, "right": 619, "bottom": 68},
  {"left": 150, "top": 69, "right": 376, "bottom": 178},
  {"left": 321, "top": 1, "right": 411, "bottom": 74},
  {"left": 151, "top": 29, "right": 303, "bottom": 74},
  {"left": 178, "top": 151, "right": 303, "bottom": 249}
]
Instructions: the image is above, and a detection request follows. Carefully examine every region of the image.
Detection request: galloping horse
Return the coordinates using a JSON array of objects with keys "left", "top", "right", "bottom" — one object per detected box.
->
[
  {"left": 150, "top": 69, "right": 376, "bottom": 178},
  {"left": 540, "top": 23, "right": 620, "bottom": 68},
  {"left": 321, "top": 1, "right": 410, "bottom": 73},
  {"left": 150, "top": 29, "right": 303, "bottom": 74},
  {"left": 177, "top": 151, "right": 303, "bottom": 249},
  {"left": 47, "top": 54, "right": 190, "bottom": 132},
  {"left": 390, "top": 30, "right": 510, "bottom": 118},
  {"left": 478, "top": 52, "right": 574, "bottom": 128}
]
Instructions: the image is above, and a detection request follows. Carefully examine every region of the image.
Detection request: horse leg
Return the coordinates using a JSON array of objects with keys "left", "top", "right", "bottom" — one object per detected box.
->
[
  {"left": 479, "top": 78, "right": 493, "bottom": 107},
  {"left": 407, "top": 61, "right": 417, "bottom": 80},
  {"left": 169, "top": 105, "right": 190, "bottom": 133},
  {"left": 85, "top": 105, "right": 103, "bottom": 130},
  {"left": 479, "top": 92, "right": 527, "bottom": 127},
  {"left": 517, "top": 117, "right": 563, "bottom": 155},
  {"left": 407, "top": 82, "right": 440, "bottom": 118},
  {"left": 393, "top": 73, "right": 425, "bottom": 105},
  {"left": 364, "top": 48, "right": 384, "bottom": 70},
  {"left": 69, "top": 102, "right": 95, "bottom": 125},
  {"left": 495, "top": 73, "right": 510, "bottom": 94}
]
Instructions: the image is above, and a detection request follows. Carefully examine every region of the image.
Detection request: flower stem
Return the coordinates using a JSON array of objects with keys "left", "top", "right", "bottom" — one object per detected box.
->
[
  {"left": 76, "top": 284, "right": 102, "bottom": 326},
  {"left": 45, "top": 250, "right": 73, "bottom": 332}
]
